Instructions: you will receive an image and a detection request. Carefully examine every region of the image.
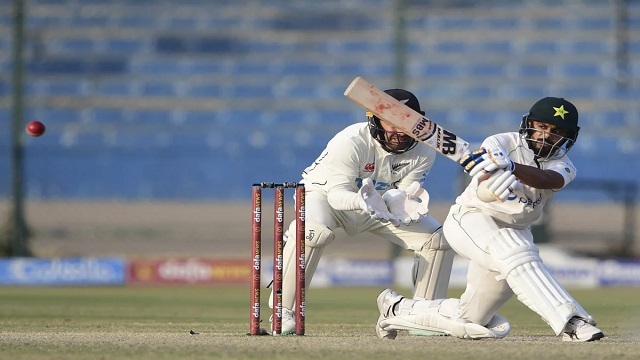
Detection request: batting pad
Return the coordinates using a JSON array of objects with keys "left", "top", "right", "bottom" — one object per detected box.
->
[
  {"left": 490, "top": 227, "right": 591, "bottom": 334},
  {"left": 272, "top": 220, "right": 334, "bottom": 310}
]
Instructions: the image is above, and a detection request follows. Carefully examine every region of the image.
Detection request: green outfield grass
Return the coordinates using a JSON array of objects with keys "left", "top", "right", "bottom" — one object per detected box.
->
[{"left": 0, "top": 286, "right": 639, "bottom": 359}]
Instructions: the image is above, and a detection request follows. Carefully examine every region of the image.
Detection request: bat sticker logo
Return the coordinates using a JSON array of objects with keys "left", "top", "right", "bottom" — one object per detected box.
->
[
  {"left": 412, "top": 117, "right": 437, "bottom": 141},
  {"left": 437, "top": 128, "right": 458, "bottom": 155}
]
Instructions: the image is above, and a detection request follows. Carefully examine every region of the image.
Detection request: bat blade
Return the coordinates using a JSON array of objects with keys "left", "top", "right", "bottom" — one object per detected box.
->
[{"left": 344, "top": 77, "right": 470, "bottom": 163}]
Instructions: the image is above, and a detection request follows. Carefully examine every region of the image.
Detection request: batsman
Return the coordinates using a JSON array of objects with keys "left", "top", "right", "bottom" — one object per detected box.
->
[
  {"left": 374, "top": 97, "right": 605, "bottom": 342},
  {"left": 270, "top": 89, "right": 454, "bottom": 334}
]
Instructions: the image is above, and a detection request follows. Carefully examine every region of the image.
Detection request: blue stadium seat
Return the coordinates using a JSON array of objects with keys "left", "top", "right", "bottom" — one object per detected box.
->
[
  {"left": 29, "top": 58, "right": 86, "bottom": 74},
  {"left": 436, "top": 16, "right": 475, "bottom": 30},
  {"left": 156, "top": 35, "right": 238, "bottom": 54},
  {"left": 130, "top": 58, "right": 187, "bottom": 75},
  {"left": 463, "top": 86, "right": 493, "bottom": 99},
  {"left": 532, "top": 17, "right": 571, "bottom": 30},
  {"left": 203, "top": 16, "right": 242, "bottom": 30},
  {"left": 69, "top": 14, "right": 109, "bottom": 27},
  {"left": 328, "top": 62, "right": 368, "bottom": 75},
  {"left": 185, "top": 59, "right": 228, "bottom": 74},
  {"left": 434, "top": 41, "right": 468, "bottom": 53},
  {"left": 166, "top": 17, "right": 198, "bottom": 30},
  {"left": 272, "top": 110, "right": 313, "bottom": 125},
  {"left": 40, "top": 108, "right": 82, "bottom": 123},
  {"left": 506, "top": 85, "right": 547, "bottom": 99},
  {"left": 185, "top": 84, "right": 222, "bottom": 98},
  {"left": 92, "top": 57, "right": 127, "bottom": 74},
  {"left": 556, "top": 86, "right": 593, "bottom": 98},
  {"left": 105, "top": 39, "right": 146, "bottom": 54},
  {"left": 59, "top": 38, "right": 95, "bottom": 52},
  {"left": 269, "top": 12, "right": 373, "bottom": 31},
  {"left": 141, "top": 82, "right": 176, "bottom": 97},
  {"left": 280, "top": 62, "right": 325, "bottom": 76},
  {"left": 478, "top": 41, "right": 513, "bottom": 55},
  {"left": 468, "top": 63, "right": 505, "bottom": 77},
  {"left": 28, "top": 56, "right": 127, "bottom": 75},
  {"left": 481, "top": 18, "right": 518, "bottom": 30},
  {"left": 568, "top": 40, "right": 607, "bottom": 54},
  {"left": 47, "top": 79, "right": 88, "bottom": 96},
  {"left": 91, "top": 108, "right": 127, "bottom": 124},
  {"left": 274, "top": 84, "right": 318, "bottom": 99},
  {"left": 228, "top": 84, "right": 273, "bottom": 98},
  {"left": 586, "top": 110, "right": 627, "bottom": 128},
  {"left": 576, "top": 16, "right": 613, "bottom": 30},
  {"left": 419, "top": 63, "right": 458, "bottom": 77},
  {"left": 116, "top": 14, "right": 157, "bottom": 28},
  {"left": 516, "top": 64, "right": 549, "bottom": 78},
  {"left": 560, "top": 63, "right": 602, "bottom": 78},
  {"left": 131, "top": 109, "right": 175, "bottom": 125},
  {"left": 224, "top": 109, "right": 265, "bottom": 124},
  {"left": 27, "top": 14, "right": 65, "bottom": 28},
  {"left": 233, "top": 60, "right": 272, "bottom": 75},
  {"left": 182, "top": 110, "right": 217, "bottom": 125},
  {"left": 95, "top": 81, "right": 135, "bottom": 97},
  {"left": 338, "top": 40, "right": 378, "bottom": 53},
  {"left": 524, "top": 41, "right": 557, "bottom": 54}
]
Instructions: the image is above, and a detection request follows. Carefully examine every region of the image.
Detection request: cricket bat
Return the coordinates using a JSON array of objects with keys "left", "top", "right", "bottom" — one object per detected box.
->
[{"left": 344, "top": 76, "right": 470, "bottom": 163}]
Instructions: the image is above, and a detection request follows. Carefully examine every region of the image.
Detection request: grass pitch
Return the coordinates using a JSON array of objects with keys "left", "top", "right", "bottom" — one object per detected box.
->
[{"left": 0, "top": 286, "right": 639, "bottom": 359}]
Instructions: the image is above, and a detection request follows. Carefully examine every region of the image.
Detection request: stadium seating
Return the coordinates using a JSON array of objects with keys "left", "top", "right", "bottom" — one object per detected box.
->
[{"left": 0, "top": 0, "right": 637, "bottom": 201}]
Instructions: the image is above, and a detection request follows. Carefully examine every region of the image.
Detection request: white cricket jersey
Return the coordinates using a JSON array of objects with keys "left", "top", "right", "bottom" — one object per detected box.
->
[
  {"left": 456, "top": 132, "right": 577, "bottom": 228},
  {"left": 301, "top": 122, "right": 437, "bottom": 211}
]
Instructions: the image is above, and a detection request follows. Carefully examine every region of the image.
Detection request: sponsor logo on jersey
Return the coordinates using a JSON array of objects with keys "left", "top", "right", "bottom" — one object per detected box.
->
[
  {"left": 564, "top": 167, "right": 571, "bottom": 173},
  {"left": 518, "top": 194, "right": 543, "bottom": 208},
  {"left": 391, "top": 162, "right": 409, "bottom": 173},
  {"left": 364, "top": 163, "right": 375, "bottom": 172}
]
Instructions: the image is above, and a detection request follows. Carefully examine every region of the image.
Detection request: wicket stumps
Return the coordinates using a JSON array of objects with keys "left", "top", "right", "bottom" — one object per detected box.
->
[{"left": 250, "top": 182, "right": 306, "bottom": 336}]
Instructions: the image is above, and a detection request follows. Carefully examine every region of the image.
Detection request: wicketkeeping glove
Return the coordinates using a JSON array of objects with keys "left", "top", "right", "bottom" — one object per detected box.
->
[
  {"left": 382, "top": 181, "right": 430, "bottom": 225},
  {"left": 358, "top": 178, "right": 398, "bottom": 225}
]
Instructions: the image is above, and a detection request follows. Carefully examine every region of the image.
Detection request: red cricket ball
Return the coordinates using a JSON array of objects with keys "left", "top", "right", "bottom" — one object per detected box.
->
[{"left": 26, "top": 120, "right": 46, "bottom": 137}]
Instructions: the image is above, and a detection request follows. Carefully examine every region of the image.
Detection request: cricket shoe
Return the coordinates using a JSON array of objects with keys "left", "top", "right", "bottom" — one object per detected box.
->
[
  {"left": 269, "top": 307, "right": 296, "bottom": 335},
  {"left": 375, "top": 289, "right": 405, "bottom": 340},
  {"left": 562, "top": 316, "right": 604, "bottom": 342}
]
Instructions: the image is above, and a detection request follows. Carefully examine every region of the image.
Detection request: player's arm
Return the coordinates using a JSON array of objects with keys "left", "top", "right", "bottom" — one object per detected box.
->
[
  {"left": 514, "top": 159, "right": 577, "bottom": 190},
  {"left": 320, "top": 138, "right": 386, "bottom": 212},
  {"left": 512, "top": 164, "right": 565, "bottom": 189}
]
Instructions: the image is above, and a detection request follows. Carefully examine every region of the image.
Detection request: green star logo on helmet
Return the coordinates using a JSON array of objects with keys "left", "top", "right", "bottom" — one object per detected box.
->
[{"left": 553, "top": 105, "right": 569, "bottom": 120}]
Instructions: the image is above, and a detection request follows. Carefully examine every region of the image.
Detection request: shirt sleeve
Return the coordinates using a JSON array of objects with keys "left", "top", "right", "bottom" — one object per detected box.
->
[
  {"left": 321, "top": 137, "right": 363, "bottom": 211},
  {"left": 546, "top": 159, "right": 577, "bottom": 189}
]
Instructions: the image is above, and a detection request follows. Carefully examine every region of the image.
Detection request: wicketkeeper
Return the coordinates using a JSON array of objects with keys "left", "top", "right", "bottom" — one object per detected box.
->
[{"left": 270, "top": 89, "right": 454, "bottom": 334}]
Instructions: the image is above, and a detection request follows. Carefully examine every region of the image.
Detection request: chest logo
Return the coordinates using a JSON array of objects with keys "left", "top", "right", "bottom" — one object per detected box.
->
[
  {"left": 392, "top": 162, "right": 410, "bottom": 173},
  {"left": 364, "top": 163, "right": 375, "bottom": 172}
]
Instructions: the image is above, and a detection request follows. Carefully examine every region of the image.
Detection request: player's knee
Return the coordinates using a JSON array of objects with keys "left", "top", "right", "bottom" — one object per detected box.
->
[
  {"left": 489, "top": 228, "right": 541, "bottom": 276},
  {"left": 304, "top": 221, "right": 335, "bottom": 248}
]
